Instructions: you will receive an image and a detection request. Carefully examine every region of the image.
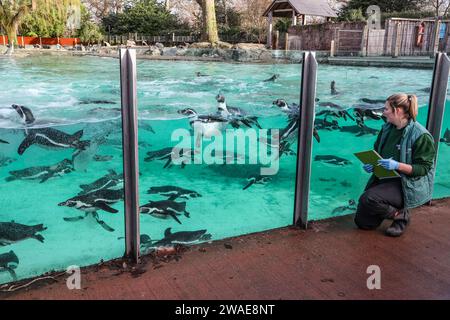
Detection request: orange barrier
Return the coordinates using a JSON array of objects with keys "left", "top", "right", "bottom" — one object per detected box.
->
[{"left": 1, "top": 35, "right": 80, "bottom": 46}]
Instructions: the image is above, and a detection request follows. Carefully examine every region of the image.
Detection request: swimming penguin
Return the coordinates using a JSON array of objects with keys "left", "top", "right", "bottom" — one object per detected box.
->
[
  {"left": 339, "top": 124, "right": 379, "bottom": 137},
  {"left": 440, "top": 128, "right": 450, "bottom": 144},
  {"left": 79, "top": 99, "right": 117, "bottom": 105},
  {"left": 318, "top": 101, "right": 344, "bottom": 110},
  {"left": 151, "top": 228, "right": 211, "bottom": 247},
  {"left": 272, "top": 99, "right": 300, "bottom": 120},
  {"left": 78, "top": 169, "right": 123, "bottom": 195},
  {"left": 277, "top": 117, "right": 321, "bottom": 144},
  {"left": 263, "top": 74, "right": 280, "bottom": 82},
  {"left": 178, "top": 108, "right": 229, "bottom": 144},
  {"left": 243, "top": 175, "right": 272, "bottom": 190},
  {"left": 314, "top": 155, "right": 351, "bottom": 166},
  {"left": 0, "top": 139, "right": 8, "bottom": 144},
  {"left": 11, "top": 104, "right": 35, "bottom": 125},
  {"left": 0, "top": 156, "right": 16, "bottom": 168},
  {"left": 0, "top": 221, "right": 47, "bottom": 246},
  {"left": 314, "top": 118, "right": 340, "bottom": 131},
  {"left": 360, "top": 98, "right": 385, "bottom": 105},
  {"left": 93, "top": 154, "right": 114, "bottom": 162},
  {"left": 140, "top": 200, "right": 190, "bottom": 224},
  {"left": 216, "top": 95, "right": 262, "bottom": 129},
  {"left": 353, "top": 106, "right": 385, "bottom": 127},
  {"left": 145, "top": 146, "right": 197, "bottom": 168},
  {"left": 195, "top": 72, "right": 209, "bottom": 77},
  {"left": 17, "top": 128, "right": 90, "bottom": 155},
  {"left": 59, "top": 188, "right": 124, "bottom": 214},
  {"left": 147, "top": 186, "right": 202, "bottom": 201},
  {"left": 316, "top": 109, "right": 355, "bottom": 122},
  {"left": 330, "top": 81, "right": 339, "bottom": 95},
  {"left": 331, "top": 200, "right": 356, "bottom": 215},
  {"left": 0, "top": 250, "right": 19, "bottom": 281},
  {"left": 6, "top": 158, "right": 74, "bottom": 183},
  {"left": 58, "top": 189, "right": 123, "bottom": 232}
]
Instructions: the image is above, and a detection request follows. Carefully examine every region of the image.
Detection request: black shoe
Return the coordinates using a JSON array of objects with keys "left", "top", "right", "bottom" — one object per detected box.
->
[{"left": 385, "top": 209, "right": 410, "bottom": 237}]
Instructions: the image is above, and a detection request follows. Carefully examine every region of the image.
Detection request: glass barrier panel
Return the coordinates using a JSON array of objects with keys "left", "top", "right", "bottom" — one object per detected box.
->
[
  {"left": 433, "top": 93, "right": 450, "bottom": 199},
  {"left": 0, "top": 56, "right": 125, "bottom": 285},
  {"left": 309, "top": 66, "right": 433, "bottom": 221},
  {"left": 137, "top": 51, "right": 298, "bottom": 254}
]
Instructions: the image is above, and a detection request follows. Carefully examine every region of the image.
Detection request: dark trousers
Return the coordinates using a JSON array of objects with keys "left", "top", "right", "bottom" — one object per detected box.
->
[{"left": 354, "top": 178, "right": 404, "bottom": 230}]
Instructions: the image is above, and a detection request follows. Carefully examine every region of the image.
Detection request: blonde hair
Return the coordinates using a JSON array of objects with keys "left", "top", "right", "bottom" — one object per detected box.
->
[{"left": 386, "top": 93, "right": 418, "bottom": 121}]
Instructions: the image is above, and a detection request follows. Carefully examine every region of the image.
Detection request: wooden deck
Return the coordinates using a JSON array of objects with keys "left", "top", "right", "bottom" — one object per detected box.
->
[{"left": 2, "top": 197, "right": 450, "bottom": 300}]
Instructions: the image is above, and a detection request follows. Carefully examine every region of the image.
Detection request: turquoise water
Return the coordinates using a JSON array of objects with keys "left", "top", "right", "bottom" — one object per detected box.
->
[{"left": 0, "top": 55, "right": 449, "bottom": 285}]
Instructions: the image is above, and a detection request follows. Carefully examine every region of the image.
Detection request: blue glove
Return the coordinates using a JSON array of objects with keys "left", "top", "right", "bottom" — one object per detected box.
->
[
  {"left": 377, "top": 158, "right": 399, "bottom": 171},
  {"left": 363, "top": 164, "right": 373, "bottom": 173}
]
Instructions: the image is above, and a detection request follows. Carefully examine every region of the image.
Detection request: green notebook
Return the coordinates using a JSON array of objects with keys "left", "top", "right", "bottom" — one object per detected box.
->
[{"left": 354, "top": 150, "right": 400, "bottom": 179}]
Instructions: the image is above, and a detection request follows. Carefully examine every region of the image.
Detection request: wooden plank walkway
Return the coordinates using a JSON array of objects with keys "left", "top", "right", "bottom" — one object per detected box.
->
[{"left": 2, "top": 197, "right": 450, "bottom": 300}]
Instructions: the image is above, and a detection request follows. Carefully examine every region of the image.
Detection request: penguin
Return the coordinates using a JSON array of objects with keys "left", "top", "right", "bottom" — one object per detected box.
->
[
  {"left": 78, "top": 169, "right": 123, "bottom": 195},
  {"left": 440, "top": 128, "right": 450, "bottom": 144},
  {"left": 263, "top": 74, "right": 280, "bottom": 82},
  {"left": 353, "top": 105, "right": 385, "bottom": 127},
  {"left": 6, "top": 158, "right": 74, "bottom": 183},
  {"left": 17, "top": 128, "right": 90, "bottom": 155},
  {"left": 216, "top": 94, "right": 262, "bottom": 129},
  {"left": 331, "top": 200, "right": 357, "bottom": 215},
  {"left": 360, "top": 98, "right": 385, "bottom": 105},
  {"left": 0, "top": 156, "right": 16, "bottom": 168},
  {"left": 314, "top": 155, "right": 352, "bottom": 166},
  {"left": 0, "top": 139, "right": 8, "bottom": 144},
  {"left": 243, "top": 175, "right": 272, "bottom": 190},
  {"left": 195, "top": 72, "right": 209, "bottom": 77},
  {"left": 11, "top": 104, "right": 91, "bottom": 155},
  {"left": 339, "top": 124, "right": 379, "bottom": 137},
  {"left": 0, "top": 250, "right": 19, "bottom": 281},
  {"left": 0, "top": 221, "right": 47, "bottom": 246},
  {"left": 140, "top": 200, "right": 190, "bottom": 224},
  {"left": 93, "top": 154, "right": 114, "bottom": 162},
  {"left": 145, "top": 146, "right": 197, "bottom": 168},
  {"left": 147, "top": 186, "right": 201, "bottom": 201},
  {"left": 316, "top": 109, "right": 355, "bottom": 122},
  {"left": 314, "top": 118, "right": 340, "bottom": 131},
  {"left": 79, "top": 99, "right": 117, "bottom": 105},
  {"left": 177, "top": 108, "right": 229, "bottom": 141},
  {"left": 151, "top": 228, "right": 211, "bottom": 247},
  {"left": 318, "top": 101, "right": 344, "bottom": 110},
  {"left": 330, "top": 80, "right": 339, "bottom": 95},
  {"left": 58, "top": 188, "right": 124, "bottom": 232}
]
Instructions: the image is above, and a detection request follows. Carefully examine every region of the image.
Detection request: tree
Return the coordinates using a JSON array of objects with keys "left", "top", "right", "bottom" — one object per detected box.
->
[
  {"left": 339, "top": 0, "right": 421, "bottom": 18},
  {"left": 101, "top": 0, "right": 180, "bottom": 35},
  {"left": 423, "top": 0, "right": 450, "bottom": 17},
  {"left": 195, "top": 0, "right": 218, "bottom": 43},
  {"left": 0, "top": 0, "right": 36, "bottom": 48},
  {"left": 234, "top": 0, "right": 271, "bottom": 43}
]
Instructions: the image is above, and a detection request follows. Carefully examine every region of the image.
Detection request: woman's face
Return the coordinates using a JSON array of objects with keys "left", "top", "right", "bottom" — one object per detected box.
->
[{"left": 383, "top": 101, "right": 403, "bottom": 124}]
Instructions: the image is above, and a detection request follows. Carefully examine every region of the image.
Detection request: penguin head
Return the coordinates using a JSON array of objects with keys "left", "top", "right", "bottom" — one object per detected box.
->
[
  {"left": 58, "top": 200, "right": 76, "bottom": 207},
  {"left": 178, "top": 108, "right": 197, "bottom": 116},
  {"left": 216, "top": 94, "right": 225, "bottom": 103},
  {"left": 273, "top": 99, "right": 288, "bottom": 109}
]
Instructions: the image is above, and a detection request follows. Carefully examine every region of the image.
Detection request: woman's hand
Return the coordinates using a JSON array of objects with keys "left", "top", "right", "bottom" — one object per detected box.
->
[
  {"left": 377, "top": 158, "right": 399, "bottom": 170},
  {"left": 363, "top": 164, "right": 374, "bottom": 173}
]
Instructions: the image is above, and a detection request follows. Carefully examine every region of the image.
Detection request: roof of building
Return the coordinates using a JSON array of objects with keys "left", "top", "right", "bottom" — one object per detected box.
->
[{"left": 263, "top": 0, "right": 338, "bottom": 18}]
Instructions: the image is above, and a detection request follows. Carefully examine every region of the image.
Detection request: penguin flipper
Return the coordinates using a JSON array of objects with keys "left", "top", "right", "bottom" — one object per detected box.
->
[
  {"left": 243, "top": 180, "right": 255, "bottom": 190},
  {"left": 18, "top": 134, "right": 36, "bottom": 155},
  {"left": 164, "top": 227, "right": 172, "bottom": 237},
  {"left": 6, "top": 267, "right": 17, "bottom": 281},
  {"left": 72, "top": 130, "right": 84, "bottom": 142},
  {"left": 33, "top": 234, "right": 45, "bottom": 243},
  {"left": 96, "top": 202, "right": 118, "bottom": 213},
  {"left": 170, "top": 213, "right": 182, "bottom": 224},
  {"left": 163, "top": 158, "right": 172, "bottom": 169},
  {"left": 93, "top": 213, "right": 115, "bottom": 232},
  {"left": 63, "top": 216, "right": 86, "bottom": 222},
  {"left": 184, "top": 210, "right": 190, "bottom": 218},
  {"left": 39, "top": 173, "right": 53, "bottom": 183}
]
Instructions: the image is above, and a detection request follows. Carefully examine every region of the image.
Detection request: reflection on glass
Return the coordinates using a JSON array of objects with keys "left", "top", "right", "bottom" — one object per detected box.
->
[
  {"left": 0, "top": 56, "right": 124, "bottom": 285},
  {"left": 137, "top": 60, "right": 298, "bottom": 254},
  {"left": 433, "top": 99, "right": 450, "bottom": 198},
  {"left": 309, "top": 66, "right": 433, "bottom": 221}
]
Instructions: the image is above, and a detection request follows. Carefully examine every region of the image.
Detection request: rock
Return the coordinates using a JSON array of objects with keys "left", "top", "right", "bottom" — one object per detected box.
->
[
  {"left": 126, "top": 40, "right": 136, "bottom": 47},
  {"left": 155, "top": 42, "right": 164, "bottom": 50},
  {"left": 162, "top": 46, "right": 178, "bottom": 56},
  {"left": 189, "top": 42, "right": 213, "bottom": 49},
  {"left": 145, "top": 45, "right": 163, "bottom": 56},
  {"left": 229, "top": 43, "right": 272, "bottom": 62},
  {"left": 216, "top": 41, "right": 233, "bottom": 49},
  {"left": 104, "top": 41, "right": 111, "bottom": 47}
]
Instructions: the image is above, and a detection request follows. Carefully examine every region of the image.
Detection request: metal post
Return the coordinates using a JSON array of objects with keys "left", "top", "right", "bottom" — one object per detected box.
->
[
  {"left": 294, "top": 52, "right": 318, "bottom": 228},
  {"left": 426, "top": 52, "right": 450, "bottom": 158},
  {"left": 431, "top": 20, "right": 441, "bottom": 58},
  {"left": 119, "top": 49, "right": 140, "bottom": 263}
]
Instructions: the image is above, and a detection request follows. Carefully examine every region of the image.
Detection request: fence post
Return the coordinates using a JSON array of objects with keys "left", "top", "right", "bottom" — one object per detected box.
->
[
  {"left": 427, "top": 52, "right": 450, "bottom": 157},
  {"left": 275, "top": 30, "right": 279, "bottom": 49},
  {"left": 119, "top": 49, "right": 140, "bottom": 263},
  {"left": 267, "top": 11, "right": 273, "bottom": 48},
  {"left": 360, "top": 25, "right": 369, "bottom": 57},
  {"left": 330, "top": 40, "right": 335, "bottom": 57},
  {"left": 285, "top": 32, "right": 289, "bottom": 51},
  {"left": 2, "top": 35, "right": 5, "bottom": 46},
  {"left": 431, "top": 20, "right": 441, "bottom": 58},
  {"left": 294, "top": 51, "right": 318, "bottom": 228},
  {"left": 391, "top": 22, "right": 400, "bottom": 57}
]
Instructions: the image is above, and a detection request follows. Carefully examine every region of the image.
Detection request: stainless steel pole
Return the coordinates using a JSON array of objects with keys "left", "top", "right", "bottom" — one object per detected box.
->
[
  {"left": 294, "top": 52, "right": 318, "bottom": 228},
  {"left": 427, "top": 52, "right": 450, "bottom": 157},
  {"left": 120, "top": 48, "right": 140, "bottom": 263}
]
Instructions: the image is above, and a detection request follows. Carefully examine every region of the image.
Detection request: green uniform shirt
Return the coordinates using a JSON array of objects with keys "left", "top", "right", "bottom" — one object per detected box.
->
[{"left": 373, "top": 125, "right": 436, "bottom": 177}]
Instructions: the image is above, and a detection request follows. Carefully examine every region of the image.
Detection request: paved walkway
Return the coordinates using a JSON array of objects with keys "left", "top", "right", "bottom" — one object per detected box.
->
[{"left": 2, "top": 197, "right": 449, "bottom": 300}]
